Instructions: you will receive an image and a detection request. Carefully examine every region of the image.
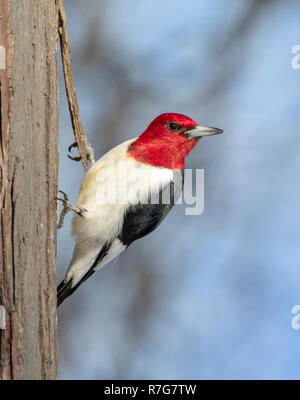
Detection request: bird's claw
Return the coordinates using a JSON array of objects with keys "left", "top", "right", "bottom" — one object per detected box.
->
[
  {"left": 68, "top": 142, "right": 82, "bottom": 162},
  {"left": 56, "top": 190, "right": 87, "bottom": 229},
  {"left": 67, "top": 139, "right": 95, "bottom": 166},
  {"left": 56, "top": 190, "right": 72, "bottom": 209}
]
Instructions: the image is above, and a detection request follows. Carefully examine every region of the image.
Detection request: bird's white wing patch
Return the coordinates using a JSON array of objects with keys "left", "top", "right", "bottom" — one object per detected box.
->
[{"left": 94, "top": 239, "right": 126, "bottom": 271}]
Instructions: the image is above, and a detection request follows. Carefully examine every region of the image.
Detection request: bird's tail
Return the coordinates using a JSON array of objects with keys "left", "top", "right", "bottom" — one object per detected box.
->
[
  {"left": 57, "top": 279, "right": 74, "bottom": 307},
  {"left": 57, "top": 268, "right": 96, "bottom": 307},
  {"left": 57, "top": 242, "right": 112, "bottom": 307}
]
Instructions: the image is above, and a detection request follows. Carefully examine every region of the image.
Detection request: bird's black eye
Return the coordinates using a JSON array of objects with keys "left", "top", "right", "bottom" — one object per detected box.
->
[{"left": 167, "top": 122, "right": 180, "bottom": 131}]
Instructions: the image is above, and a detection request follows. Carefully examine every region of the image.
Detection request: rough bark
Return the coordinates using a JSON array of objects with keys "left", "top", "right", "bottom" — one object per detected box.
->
[{"left": 0, "top": 0, "right": 58, "bottom": 379}]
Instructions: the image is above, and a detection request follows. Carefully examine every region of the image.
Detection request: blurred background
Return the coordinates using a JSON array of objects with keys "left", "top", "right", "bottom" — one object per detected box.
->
[{"left": 57, "top": 0, "right": 300, "bottom": 379}]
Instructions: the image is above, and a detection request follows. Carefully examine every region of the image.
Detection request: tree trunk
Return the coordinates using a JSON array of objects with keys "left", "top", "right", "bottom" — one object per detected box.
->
[{"left": 0, "top": 0, "right": 58, "bottom": 379}]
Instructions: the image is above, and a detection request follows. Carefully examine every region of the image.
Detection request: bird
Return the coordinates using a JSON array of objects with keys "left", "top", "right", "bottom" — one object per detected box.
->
[{"left": 57, "top": 113, "right": 223, "bottom": 306}]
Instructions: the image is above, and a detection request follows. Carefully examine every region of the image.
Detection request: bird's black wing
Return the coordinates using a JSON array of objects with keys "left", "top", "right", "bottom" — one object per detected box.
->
[{"left": 119, "top": 169, "right": 183, "bottom": 246}]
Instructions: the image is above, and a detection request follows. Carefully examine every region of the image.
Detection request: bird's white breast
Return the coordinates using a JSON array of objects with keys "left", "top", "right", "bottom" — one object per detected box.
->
[{"left": 72, "top": 138, "right": 174, "bottom": 246}]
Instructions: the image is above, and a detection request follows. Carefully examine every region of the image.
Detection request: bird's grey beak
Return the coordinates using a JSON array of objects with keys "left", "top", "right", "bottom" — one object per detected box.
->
[{"left": 185, "top": 125, "right": 223, "bottom": 139}]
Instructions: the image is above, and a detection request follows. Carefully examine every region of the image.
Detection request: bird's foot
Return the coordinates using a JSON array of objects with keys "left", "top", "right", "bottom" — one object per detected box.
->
[
  {"left": 56, "top": 190, "right": 87, "bottom": 229},
  {"left": 68, "top": 137, "right": 95, "bottom": 167},
  {"left": 67, "top": 142, "right": 81, "bottom": 162},
  {"left": 84, "top": 137, "right": 95, "bottom": 166}
]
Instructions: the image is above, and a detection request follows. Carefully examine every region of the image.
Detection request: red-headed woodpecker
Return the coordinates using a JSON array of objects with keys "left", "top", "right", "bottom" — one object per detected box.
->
[{"left": 57, "top": 113, "right": 223, "bottom": 306}]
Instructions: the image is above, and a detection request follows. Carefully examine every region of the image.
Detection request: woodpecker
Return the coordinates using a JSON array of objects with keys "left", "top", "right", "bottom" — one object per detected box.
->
[{"left": 57, "top": 113, "right": 223, "bottom": 306}]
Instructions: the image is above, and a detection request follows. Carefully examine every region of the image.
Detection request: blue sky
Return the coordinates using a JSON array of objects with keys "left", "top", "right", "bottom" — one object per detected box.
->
[{"left": 57, "top": 0, "right": 300, "bottom": 379}]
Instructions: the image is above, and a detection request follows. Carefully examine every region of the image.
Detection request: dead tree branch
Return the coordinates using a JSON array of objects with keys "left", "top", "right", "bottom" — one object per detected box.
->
[{"left": 57, "top": 0, "right": 91, "bottom": 172}]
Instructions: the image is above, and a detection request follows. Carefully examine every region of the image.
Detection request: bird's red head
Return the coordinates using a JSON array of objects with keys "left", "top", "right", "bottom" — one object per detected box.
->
[{"left": 128, "top": 113, "right": 222, "bottom": 170}]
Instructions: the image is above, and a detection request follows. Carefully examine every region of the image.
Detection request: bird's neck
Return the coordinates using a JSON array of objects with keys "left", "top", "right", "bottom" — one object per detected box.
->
[{"left": 127, "top": 135, "right": 198, "bottom": 169}]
